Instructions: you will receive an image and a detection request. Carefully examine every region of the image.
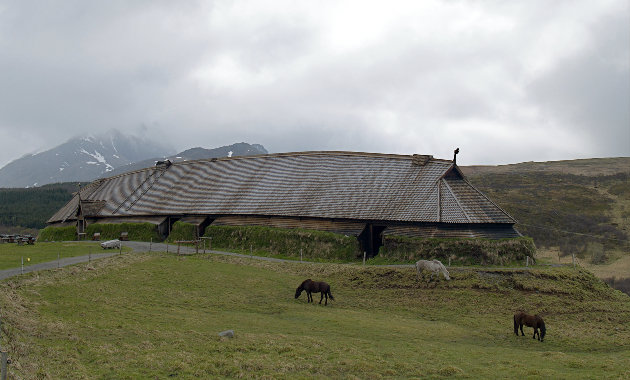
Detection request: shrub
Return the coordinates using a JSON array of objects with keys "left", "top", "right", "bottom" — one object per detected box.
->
[
  {"left": 380, "top": 236, "right": 536, "bottom": 266},
  {"left": 165, "top": 222, "right": 197, "bottom": 243},
  {"left": 85, "top": 223, "right": 161, "bottom": 242},
  {"left": 204, "top": 225, "right": 361, "bottom": 261},
  {"left": 37, "top": 226, "right": 77, "bottom": 241}
]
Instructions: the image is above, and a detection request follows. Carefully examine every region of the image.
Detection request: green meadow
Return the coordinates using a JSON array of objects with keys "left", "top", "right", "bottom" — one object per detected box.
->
[
  {"left": 0, "top": 242, "right": 121, "bottom": 270},
  {"left": 1, "top": 251, "right": 629, "bottom": 379}
]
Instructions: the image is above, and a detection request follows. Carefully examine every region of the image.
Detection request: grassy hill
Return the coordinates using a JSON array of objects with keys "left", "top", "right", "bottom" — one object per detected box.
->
[
  {"left": 462, "top": 157, "right": 630, "bottom": 285},
  {"left": 1, "top": 251, "right": 628, "bottom": 378}
]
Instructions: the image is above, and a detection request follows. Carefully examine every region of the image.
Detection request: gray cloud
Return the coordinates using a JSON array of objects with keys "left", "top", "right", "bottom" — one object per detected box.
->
[{"left": 0, "top": 0, "right": 627, "bottom": 167}]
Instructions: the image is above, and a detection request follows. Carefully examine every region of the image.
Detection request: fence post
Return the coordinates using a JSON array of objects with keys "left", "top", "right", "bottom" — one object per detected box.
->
[
  {"left": 119, "top": 241, "right": 122, "bottom": 255},
  {"left": 250, "top": 245, "right": 253, "bottom": 259},
  {"left": 177, "top": 242, "right": 180, "bottom": 255},
  {"left": 203, "top": 239, "right": 206, "bottom": 254},
  {"left": 1, "top": 350, "right": 7, "bottom": 380},
  {"left": 526, "top": 256, "right": 529, "bottom": 267},
  {"left": 363, "top": 251, "right": 366, "bottom": 265},
  {"left": 58, "top": 251, "right": 60, "bottom": 269},
  {"left": 572, "top": 253, "right": 575, "bottom": 268},
  {"left": 196, "top": 240, "right": 199, "bottom": 255},
  {"left": 166, "top": 242, "right": 169, "bottom": 253},
  {"left": 448, "top": 257, "right": 451, "bottom": 267},
  {"left": 21, "top": 257, "right": 23, "bottom": 275},
  {"left": 89, "top": 247, "right": 91, "bottom": 264},
  {"left": 149, "top": 238, "right": 152, "bottom": 253},
  {"left": 300, "top": 248, "right": 303, "bottom": 262}
]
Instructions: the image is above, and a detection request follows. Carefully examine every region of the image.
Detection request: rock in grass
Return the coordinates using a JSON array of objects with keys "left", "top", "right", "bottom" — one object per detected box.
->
[{"left": 218, "top": 330, "right": 235, "bottom": 338}]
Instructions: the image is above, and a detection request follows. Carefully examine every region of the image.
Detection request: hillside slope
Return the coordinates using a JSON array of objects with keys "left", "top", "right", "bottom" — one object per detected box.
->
[
  {"left": 0, "top": 182, "right": 84, "bottom": 232},
  {"left": 2, "top": 252, "right": 628, "bottom": 378},
  {"left": 462, "top": 157, "right": 630, "bottom": 268}
]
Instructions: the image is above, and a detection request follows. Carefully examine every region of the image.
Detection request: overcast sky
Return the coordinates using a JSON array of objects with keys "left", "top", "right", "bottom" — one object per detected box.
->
[{"left": 0, "top": 0, "right": 628, "bottom": 167}]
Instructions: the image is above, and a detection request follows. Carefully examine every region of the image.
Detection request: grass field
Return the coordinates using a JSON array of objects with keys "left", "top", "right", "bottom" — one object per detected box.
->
[
  {"left": 0, "top": 242, "right": 119, "bottom": 270},
  {"left": 1, "top": 251, "right": 629, "bottom": 379}
]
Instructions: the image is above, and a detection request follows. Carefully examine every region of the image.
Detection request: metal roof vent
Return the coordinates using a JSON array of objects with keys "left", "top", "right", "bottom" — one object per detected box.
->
[{"left": 411, "top": 154, "right": 433, "bottom": 166}]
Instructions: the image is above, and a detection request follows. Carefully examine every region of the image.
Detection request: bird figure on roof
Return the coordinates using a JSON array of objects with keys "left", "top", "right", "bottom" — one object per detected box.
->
[{"left": 453, "top": 148, "right": 459, "bottom": 164}]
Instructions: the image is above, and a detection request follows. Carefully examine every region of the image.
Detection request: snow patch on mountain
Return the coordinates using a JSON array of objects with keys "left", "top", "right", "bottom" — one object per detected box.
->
[{"left": 79, "top": 149, "right": 114, "bottom": 171}]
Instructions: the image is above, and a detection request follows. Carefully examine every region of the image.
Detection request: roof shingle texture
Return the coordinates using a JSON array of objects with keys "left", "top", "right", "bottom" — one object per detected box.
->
[{"left": 48, "top": 151, "right": 515, "bottom": 224}]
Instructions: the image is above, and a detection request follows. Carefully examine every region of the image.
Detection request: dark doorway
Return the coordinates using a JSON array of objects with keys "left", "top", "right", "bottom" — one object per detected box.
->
[
  {"left": 358, "top": 224, "right": 387, "bottom": 258},
  {"left": 198, "top": 217, "right": 213, "bottom": 238}
]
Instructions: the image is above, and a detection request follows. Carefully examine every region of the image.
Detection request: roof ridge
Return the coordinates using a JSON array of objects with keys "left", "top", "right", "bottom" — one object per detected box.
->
[
  {"left": 174, "top": 150, "right": 453, "bottom": 166},
  {"left": 95, "top": 151, "right": 454, "bottom": 181}
]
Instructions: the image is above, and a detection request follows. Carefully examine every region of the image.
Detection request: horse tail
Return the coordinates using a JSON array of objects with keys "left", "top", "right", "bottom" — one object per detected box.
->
[
  {"left": 513, "top": 314, "right": 519, "bottom": 335},
  {"left": 328, "top": 287, "right": 334, "bottom": 301}
]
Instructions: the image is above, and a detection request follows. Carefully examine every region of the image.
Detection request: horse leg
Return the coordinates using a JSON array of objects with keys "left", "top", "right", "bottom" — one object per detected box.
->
[
  {"left": 307, "top": 291, "right": 312, "bottom": 303},
  {"left": 514, "top": 317, "right": 519, "bottom": 336},
  {"left": 324, "top": 292, "right": 328, "bottom": 306},
  {"left": 319, "top": 292, "right": 323, "bottom": 304},
  {"left": 533, "top": 328, "right": 539, "bottom": 340},
  {"left": 520, "top": 324, "right": 524, "bottom": 336}
]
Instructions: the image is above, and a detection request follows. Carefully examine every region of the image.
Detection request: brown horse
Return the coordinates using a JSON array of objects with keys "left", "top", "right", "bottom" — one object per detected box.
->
[
  {"left": 295, "top": 279, "right": 334, "bottom": 305},
  {"left": 514, "top": 311, "right": 546, "bottom": 342}
]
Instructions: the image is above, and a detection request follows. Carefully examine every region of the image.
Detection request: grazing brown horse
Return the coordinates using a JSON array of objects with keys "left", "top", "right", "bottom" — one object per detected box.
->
[
  {"left": 514, "top": 311, "right": 546, "bottom": 342},
  {"left": 295, "top": 279, "right": 334, "bottom": 305}
]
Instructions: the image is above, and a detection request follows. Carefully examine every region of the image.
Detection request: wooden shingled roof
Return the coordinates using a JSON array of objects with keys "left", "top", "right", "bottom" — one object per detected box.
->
[{"left": 48, "top": 151, "right": 516, "bottom": 225}]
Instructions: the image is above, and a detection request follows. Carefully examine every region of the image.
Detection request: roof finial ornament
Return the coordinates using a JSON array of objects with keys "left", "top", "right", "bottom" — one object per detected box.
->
[{"left": 453, "top": 148, "right": 459, "bottom": 164}]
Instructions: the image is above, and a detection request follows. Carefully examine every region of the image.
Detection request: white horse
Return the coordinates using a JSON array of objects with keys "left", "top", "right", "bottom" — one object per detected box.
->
[{"left": 415, "top": 259, "right": 450, "bottom": 281}]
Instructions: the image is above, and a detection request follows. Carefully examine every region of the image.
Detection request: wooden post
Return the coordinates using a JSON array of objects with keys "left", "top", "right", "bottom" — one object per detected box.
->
[
  {"left": 119, "top": 241, "right": 122, "bottom": 255},
  {"left": 300, "top": 248, "right": 303, "bottom": 262},
  {"left": 448, "top": 257, "right": 451, "bottom": 267},
  {"left": 250, "top": 245, "right": 253, "bottom": 259},
  {"left": 363, "top": 251, "right": 366, "bottom": 265},
  {"left": 526, "top": 256, "right": 529, "bottom": 267},
  {"left": 203, "top": 239, "right": 206, "bottom": 254},
  {"left": 149, "top": 238, "right": 152, "bottom": 253},
  {"left": 572, "top": 253, "right": 575, "bottom": 268},
  {"left": 1, "top": 350, "right": 7, "bottom": 380},
  {"left": 21, "top": 257, "right": 23, "bottom": 275},
  {"left": 166, "top": 242, "right": 169, "bottom": 253},
  {"left": 177, "top": 242, "right": 180, "bottom": 255},
  {"left": 89, "top": 247, "right": 91, "bottom": 264},
  {"left": 196, "top": 240, "right": 199, "bottom": 255},
  {"left": 209, "top": 237, "right": 212, "bottom": 250},
  {"left": 58, "top": 251, "right": 60, "bottom": 269}
]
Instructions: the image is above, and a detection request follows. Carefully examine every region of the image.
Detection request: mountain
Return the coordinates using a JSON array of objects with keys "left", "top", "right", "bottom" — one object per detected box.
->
[
  {"left": 0, "top": 129, "right": 268, "bottom": 188},
  {"left": 0, "top": 130, "right": 173, "bottom": 188},
  {"left": 106, "top": 142, "right": 268, "bottom": 177}
]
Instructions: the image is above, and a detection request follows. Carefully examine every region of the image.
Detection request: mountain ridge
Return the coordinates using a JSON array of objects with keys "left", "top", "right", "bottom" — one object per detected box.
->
[{"left": 0, "top": 130, "right": 267, "bottom": 188}]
